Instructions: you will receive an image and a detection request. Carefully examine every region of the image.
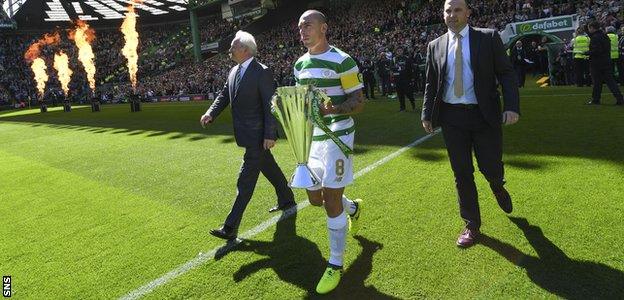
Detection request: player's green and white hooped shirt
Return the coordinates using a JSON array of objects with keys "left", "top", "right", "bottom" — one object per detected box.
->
[{"left": 294, "top": 46, "right": 364, "bottom": 138}]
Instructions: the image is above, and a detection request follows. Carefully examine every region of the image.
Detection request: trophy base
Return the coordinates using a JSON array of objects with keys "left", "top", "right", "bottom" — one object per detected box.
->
[{"left": 290, "top": 164, "right": 320, "bottom": 189}]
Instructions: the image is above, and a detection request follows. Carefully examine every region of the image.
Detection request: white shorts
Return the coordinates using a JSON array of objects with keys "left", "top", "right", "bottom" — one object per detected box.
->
[{"left": 307, "top": 131, "right": 355, "bottom": 191}]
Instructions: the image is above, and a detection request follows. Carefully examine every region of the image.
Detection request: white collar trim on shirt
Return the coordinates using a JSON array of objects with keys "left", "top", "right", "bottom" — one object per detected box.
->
[{"left": 308, "top": 45, "right": 333, "bottom": 58}]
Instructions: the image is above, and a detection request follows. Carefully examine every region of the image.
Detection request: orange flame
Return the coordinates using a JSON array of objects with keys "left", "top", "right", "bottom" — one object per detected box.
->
[
  {"left": 24, "top": 32, "right": 60, "bottom": 99},
  {"left": 69, "top": 20, "right": 97, "bottom": 91},
  {"left": 53, "top": 51, "right": 73, "bottom": 97},
  {"left": 120, "top": 4, "right": 140, "bottom": 91},
  {"left": 24, "top": 32, "right": 61, "bottom": 62},
  {"left": 31, "top": 58, "right": 49, "bottom": 98}
]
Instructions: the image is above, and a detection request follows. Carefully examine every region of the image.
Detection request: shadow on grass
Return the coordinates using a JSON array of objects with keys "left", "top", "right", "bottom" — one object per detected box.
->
[
  {"left": 480, "top": 217, "right": 624, "bottom": 299},
  {"left": 0, "top": 104, "right": 230, "bottom": 143},
  {"left": 0, "top": 102, "right": 419, "bottom": 148},
  {"left": 214, "top": 210, "right": 397, "bottom": 298},
  {"left": 412, "top": 150, "right": 445, "bottom": 162},
  {"left": 2, "top": 97, "right": 624, "bottom": 168},
  {"left": 413, "top": 97, "right": 624, "bottom": 168}
]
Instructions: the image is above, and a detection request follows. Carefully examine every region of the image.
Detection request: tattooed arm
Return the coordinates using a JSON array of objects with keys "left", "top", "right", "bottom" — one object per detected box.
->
[{"left": 320, "top": 88, "right": 365, "bottom": 115}]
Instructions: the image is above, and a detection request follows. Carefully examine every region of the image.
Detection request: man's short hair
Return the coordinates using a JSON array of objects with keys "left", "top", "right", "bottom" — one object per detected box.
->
[
  {"left": 445, "top": 0, "right": 471, "bottom": 9},
  {"left": 234, "top": 30, "right": 257, "bottom": 55},
  {"left": 587, "top": 20, "right": 601, "bottom": 31},
  {"left": 301, "top": 9, "right": 327, "bottom": 24}
]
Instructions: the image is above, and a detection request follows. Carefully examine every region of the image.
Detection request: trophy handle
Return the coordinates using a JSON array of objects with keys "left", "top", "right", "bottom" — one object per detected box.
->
[{"left": 289, "top": 163, "right": 320, "bottom": 189}]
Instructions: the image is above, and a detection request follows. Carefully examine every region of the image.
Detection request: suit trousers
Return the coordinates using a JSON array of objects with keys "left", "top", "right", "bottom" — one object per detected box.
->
[
  {"left": 574, "top": 58, "right": 589, "bottom": 87},
  {"left": 590, "top": 64, "right": 624, "bottom": 103},
  {"left": 514, "top": 65, "right": 526, "bottom": 87},
  {"left": 440, "top": 104, "right": 505, "bottom": 230},
  {"left": 379, "top": 74, "right": 391, "bottom": 95},
  {"left": 363, "top": 75, "right": 376, "bottom": 99},
  {"left": 397, "top": 80, "right": 415, "bottom": 110},
  {"left": 618, "top": 57, "right": 624, "bottom": 85},
  {"left": 225, "top": 147, "right": 294, "bottom": 229}
]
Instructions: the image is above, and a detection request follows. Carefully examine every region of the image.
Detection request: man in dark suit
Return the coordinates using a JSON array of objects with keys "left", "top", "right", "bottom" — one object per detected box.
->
[
  {"left": 376, "top": 53, "right": 391, "bottom": 96},
  {"left": 200, "top": 30, "right": 296, "bottom": 240},
  {"left": 362, "top": 58, "right": 376, "bottom": 99},
  {"left": 421, "top": 0, "right": 520, "bottom": 248},
  {"left": 585, "top": 21, "right": 624, "bottom": 105},
  {"left": 510, "top": 40, "right": 528, "bottom": 88},
  {"left": 394, "top": 47, "right": 417, "bottom": 111}
]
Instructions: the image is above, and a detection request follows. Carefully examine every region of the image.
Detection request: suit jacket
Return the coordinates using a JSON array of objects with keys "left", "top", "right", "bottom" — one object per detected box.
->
[
  {"left": 207, "top": 58, "right": 278, "bottom": 148},
  {"left": 510, "top": 46, "right": 528, "bottom": 67},
  {"left": 587, "top": 30, "right": 612, "bottom": 67},
  {"left": 422, "top": 27, "right": 520, "bottom": 128}
]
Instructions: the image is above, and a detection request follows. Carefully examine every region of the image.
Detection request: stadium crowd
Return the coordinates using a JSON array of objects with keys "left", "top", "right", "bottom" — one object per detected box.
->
[
  {"left": 126, "top": 0, "right": 624, "bottom": 99},
  {"left": 2, "top": 0, "right": 624, "bottom": 106},
  {"left": 0, "top": 14, "right": 250, "bottom": 105}
]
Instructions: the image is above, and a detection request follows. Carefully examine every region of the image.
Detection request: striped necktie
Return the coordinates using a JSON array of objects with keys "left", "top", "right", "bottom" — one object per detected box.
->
[{"left": 234, "top": 64, "right": 242, "bottom": 91}]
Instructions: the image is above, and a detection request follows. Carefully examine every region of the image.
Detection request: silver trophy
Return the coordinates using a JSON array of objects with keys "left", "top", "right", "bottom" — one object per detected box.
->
[{"left": 272, "top": 85, "right": 321, "bottom": 188}]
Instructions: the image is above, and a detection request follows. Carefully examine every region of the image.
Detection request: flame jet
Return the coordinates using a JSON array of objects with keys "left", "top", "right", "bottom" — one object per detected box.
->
[
  {"left": 24, "top": 32, "right": 61, "bottom": 98},
  {"left": 69, "top": 20, "right": 97, "bottom": 92},
  {"left": 53, "top": 51, "right": 73, "bottom": 97},
  {"left": 120, "top": 3, "right": 140, "bottom": 91}
]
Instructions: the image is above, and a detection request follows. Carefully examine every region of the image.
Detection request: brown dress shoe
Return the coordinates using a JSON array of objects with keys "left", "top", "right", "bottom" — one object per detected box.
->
[
  {"left": 493, "top": 187, "right": 513, "bottom": 214},
  {"left": 456, "top": 228, "right": 479, "bottom": 248}
]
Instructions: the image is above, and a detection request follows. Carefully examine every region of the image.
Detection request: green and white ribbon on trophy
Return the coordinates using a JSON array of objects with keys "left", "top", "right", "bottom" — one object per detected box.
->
[{"left": 272, "top": 84, "right": 353, "bottom": 188}]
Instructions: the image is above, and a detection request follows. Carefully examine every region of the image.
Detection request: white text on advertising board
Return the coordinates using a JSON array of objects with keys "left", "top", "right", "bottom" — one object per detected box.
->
[{"left": 516, "top": 17, "right": 572, "bottom": 33}]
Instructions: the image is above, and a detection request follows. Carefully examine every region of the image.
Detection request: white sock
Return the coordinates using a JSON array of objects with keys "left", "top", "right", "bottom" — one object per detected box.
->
[
  {"left": 327, "top": 211, "right": 348, "bottom": 267},
  {"left": 341, "top": 195, "right": 357, "bottom": 215}
]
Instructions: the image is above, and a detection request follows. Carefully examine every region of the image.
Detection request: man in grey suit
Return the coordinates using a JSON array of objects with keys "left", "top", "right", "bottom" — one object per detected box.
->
[
  {"left": 200, "top": 31, "right": 295, "bottom": 240},
  {"left": 421, "top": 0, "right": 520, "bottom": 248}
]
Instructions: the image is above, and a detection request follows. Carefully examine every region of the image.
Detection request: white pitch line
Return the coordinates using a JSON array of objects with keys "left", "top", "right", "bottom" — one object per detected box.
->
[{"left": 119, "top": 129, "right": 441, "bottom": 300}]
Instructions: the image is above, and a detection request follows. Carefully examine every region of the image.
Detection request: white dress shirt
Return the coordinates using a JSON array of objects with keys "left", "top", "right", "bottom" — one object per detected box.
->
[
  {"left": 236, "top": 56, "right": 254, "bottom": 78},
  {"left": 444, "top": 25, "right": 478, "bottom": 105}
]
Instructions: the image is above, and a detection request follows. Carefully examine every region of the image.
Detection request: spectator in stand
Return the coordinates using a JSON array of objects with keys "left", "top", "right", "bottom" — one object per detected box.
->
[{"left": 4, "top": 0, "right": 624, "bottom": 102}]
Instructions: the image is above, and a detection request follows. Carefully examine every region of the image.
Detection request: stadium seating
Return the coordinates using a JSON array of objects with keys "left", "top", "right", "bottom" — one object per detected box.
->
[{"left": 0, "top": 0, "right": 621, "bottom": 105}]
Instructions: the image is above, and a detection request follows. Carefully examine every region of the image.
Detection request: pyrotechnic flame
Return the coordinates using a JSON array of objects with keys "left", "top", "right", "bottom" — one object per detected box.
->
[
  {"left": 31, "top": 58, "right": 49, "bottom": 98},
  {"left": 24, "top": 32, "right": 60, "bottom": 62},
  {"left": 121, "top": 4, "right": 140, "bottom": 91},
  {"left": 53, "top": 51, "right": 73, "bottom": 97},
  {"left": 69, "top": 20, "right": 97, "bottom": 91},
  {"left": 24, "top": 32, "right": 60, "bottom": 99}
]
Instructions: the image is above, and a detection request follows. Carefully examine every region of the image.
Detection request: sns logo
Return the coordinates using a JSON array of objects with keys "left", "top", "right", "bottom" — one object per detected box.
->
[{"left": 2, "top": 276, "right": 10, "bottom": 298}]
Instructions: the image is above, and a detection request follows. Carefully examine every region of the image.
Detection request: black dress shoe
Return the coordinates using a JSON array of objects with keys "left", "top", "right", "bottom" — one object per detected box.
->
[
  {"left": 493, "top": 187, "right": 513, "bottom": 214},
  {"left": 210, "top": 225, "right": 237, "bottom": 240},
  {"left": 268, "top": 201, "right": 297, "bottom": 213}
]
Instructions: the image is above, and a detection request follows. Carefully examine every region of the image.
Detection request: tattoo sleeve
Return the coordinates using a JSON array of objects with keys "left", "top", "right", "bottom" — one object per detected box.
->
[{"left": 335, "top": 89, "right": 365, "bottom": 114}]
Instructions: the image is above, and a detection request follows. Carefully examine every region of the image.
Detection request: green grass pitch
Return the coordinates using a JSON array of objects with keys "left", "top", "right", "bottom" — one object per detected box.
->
[{"left": 1, "top": 85, "right": 623, "bottom": 299}]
